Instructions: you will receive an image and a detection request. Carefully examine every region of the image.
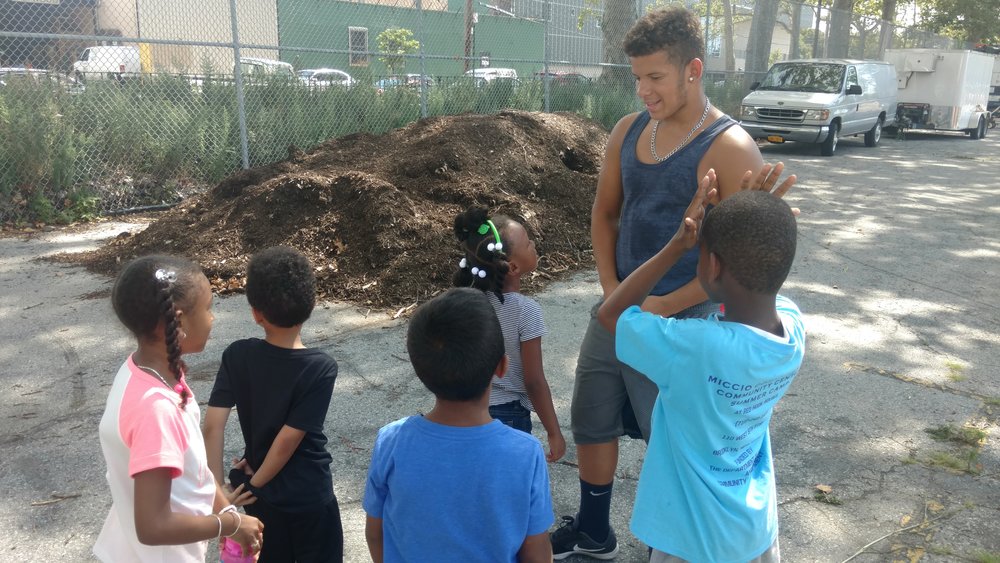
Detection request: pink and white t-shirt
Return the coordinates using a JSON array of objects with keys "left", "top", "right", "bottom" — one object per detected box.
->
[{"left": 93, "top": 355, "right": 216, "bottom": 563}]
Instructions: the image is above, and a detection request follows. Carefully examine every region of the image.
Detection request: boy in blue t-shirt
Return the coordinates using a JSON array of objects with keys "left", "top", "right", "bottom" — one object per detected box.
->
[
  {"left": 597, "top": 177, "right": 804, "bottom": 562},
  {"left": 363, "top": 288, "right": 554, "bottom": 563}
]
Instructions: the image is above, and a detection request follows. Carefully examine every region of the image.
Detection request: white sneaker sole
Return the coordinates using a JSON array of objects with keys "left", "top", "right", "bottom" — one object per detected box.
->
[{"left": 552, "top": 544, "right": 620, "bottom": 560}]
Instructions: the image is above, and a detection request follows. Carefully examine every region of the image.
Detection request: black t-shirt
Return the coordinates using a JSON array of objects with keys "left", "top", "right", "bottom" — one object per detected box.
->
[{"left": 209, "top": 338, "right": 337, "bottom": 512}]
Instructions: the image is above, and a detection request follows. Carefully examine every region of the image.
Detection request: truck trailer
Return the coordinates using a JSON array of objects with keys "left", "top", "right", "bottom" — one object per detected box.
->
[{"left": 883, "top": 49, "right": 993, "bottom": 139}]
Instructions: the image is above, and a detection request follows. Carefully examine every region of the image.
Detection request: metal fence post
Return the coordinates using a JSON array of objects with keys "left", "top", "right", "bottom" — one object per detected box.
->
[
  {"left": 417, "top": 0, "right": 428, "bottom": 118},
  {"left": 229, "top": 0, "right": 250, "bottom": 170},
  {"left": 543, "top": 0, "right": 550, "bottom": 113}
]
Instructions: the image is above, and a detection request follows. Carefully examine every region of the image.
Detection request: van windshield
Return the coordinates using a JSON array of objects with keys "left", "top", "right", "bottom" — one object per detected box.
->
[{"left": 757, "top": 63, "right": 845, "bottom": 93}]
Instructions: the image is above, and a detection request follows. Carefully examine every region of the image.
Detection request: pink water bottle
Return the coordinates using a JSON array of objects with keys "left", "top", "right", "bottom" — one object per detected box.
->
[{"left": 220, "top": 538, "right": 255, "bottom": 563}]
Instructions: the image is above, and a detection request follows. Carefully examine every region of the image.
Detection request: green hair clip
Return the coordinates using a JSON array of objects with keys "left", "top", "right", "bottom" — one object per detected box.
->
[{"left": 479, "top": 220, "right": 503, "bottom": 252}]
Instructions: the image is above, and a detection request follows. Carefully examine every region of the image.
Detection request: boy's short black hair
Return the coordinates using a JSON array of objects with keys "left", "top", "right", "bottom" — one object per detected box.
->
[
  {"left": 406, "top": 288, "right": 505, "bottom": 402},
  {"left": 623, "top": 6, "right": 704, "bottom": 67},
  {"left": 246, "top": 246, "right": 316, "bottom": 328},
  {"left": 701, "top": 191, "right": 797, "bottom": 294}
]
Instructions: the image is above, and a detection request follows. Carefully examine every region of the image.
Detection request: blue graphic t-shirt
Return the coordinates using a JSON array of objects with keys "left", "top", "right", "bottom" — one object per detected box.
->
[{"left": 616, "top": 295, "right": 805, "bottom": 562}]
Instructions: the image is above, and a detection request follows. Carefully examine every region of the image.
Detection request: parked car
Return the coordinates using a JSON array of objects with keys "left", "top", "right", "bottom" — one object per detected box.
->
[
  {"left": 739, "top": 58, "right": 897, "bottom": 156},
  {"left": 465, "top": 67, "right": 518, "bottom": 83},
  {"left": 374, "top": 74, "right": 434, "bottom": 94},
  {"left": 72, "top": 45, "right": 140, "bottom": 82},
  {"left": 237, "top": 57, "right": 295, "bottom": 81},
  {"left": 298, "top": 68, "right": 354, "bottom": 89},
  {"left": 533, "top": 71, "right": 590, "bottom": 85},
  {"left": 0, "top": 67, "right": 84, "bottom": 94}
]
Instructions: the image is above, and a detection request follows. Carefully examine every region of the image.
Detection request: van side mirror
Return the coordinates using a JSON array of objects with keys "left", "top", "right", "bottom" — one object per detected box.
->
[
  {"left": 750, "top": 81, "right": 760, "bottom": 90},
  {"left": 847, "top": 84, "right": 862, "bottom": 95}
]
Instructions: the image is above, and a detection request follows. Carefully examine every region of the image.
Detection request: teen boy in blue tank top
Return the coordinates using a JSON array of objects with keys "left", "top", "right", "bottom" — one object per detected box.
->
[{"left": 551, "top": 6, "right": 797, "bottom": 559}]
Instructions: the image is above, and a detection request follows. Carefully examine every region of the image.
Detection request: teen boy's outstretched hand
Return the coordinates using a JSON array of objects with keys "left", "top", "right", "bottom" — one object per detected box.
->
[{"left": 670, "top": 170, "right": 716, "bottom": 250}]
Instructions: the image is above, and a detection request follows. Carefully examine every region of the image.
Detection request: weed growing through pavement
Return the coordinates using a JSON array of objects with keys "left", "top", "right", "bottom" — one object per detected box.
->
[
  {"left": 971, "top": 550, "right": 1000, "bottom": 563},
  {"left": 813, "top": 490, "right": 843, "bottom": 505},
  {"left": 945, "top": 361, "right": 966, "bottom": 382},
  {"left": 926, "top": 450, "right": 982, "bottom": 475},
  {"left": 927, "top": 545, "right": 954, "bottom": 556},
  {"left": 925, "top": 424, "right": 987, "bottom": 447}
]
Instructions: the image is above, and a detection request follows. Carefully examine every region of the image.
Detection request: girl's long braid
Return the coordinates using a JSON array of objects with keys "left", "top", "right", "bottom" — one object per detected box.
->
[{"left": 156, "top": 276, "right": 191, "bottom": 408}]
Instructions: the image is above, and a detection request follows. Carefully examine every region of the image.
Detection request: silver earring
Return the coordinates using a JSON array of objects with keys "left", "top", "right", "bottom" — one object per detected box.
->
[
  {"left": 180, "top": 330, "right": 187, "bottom": 340},
  {"left": 689, "top": 77, "right": 694, "bottom": 82}
]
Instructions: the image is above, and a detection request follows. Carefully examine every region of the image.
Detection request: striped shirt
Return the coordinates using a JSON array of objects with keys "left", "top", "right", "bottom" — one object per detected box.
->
[{"left": 486, "top": 292, "right": 548, "bottom": 410}]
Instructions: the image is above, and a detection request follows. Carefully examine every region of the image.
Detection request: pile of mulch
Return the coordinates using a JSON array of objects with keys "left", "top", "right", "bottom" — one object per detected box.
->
[{"left": 74, "top": 110, "right": 609, "bottom": 311}]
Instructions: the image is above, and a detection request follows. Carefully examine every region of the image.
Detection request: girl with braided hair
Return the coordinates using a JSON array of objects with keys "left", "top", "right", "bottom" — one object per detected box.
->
[
  {"left": 95, "top": 255, "right": 264, "bottom": 562},
  {"left": 453, "top": 208, "right": 566, "bottom": 462}
]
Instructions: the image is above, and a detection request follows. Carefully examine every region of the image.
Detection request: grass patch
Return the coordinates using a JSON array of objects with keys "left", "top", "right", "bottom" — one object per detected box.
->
[
  {"left": 945, "top": 361, "right": 966, "bottom": 382},
  {"left": 925, "top": 450, "right": 982, "bottom": 475},
  {"left": 813, "top": 491, "right": 843, "bottom": 505},
  {"left": 925, "top": 424, "right": 987, "bottom": 447},
  {"left": 928, "top": 544, "right": 954, "bottom": 556},
  {"left": 971, "top": 551, "right": 1000, "bottom": 563},
  {"left": 984, "top": 396, "right": 1000, "bottom": 407}
]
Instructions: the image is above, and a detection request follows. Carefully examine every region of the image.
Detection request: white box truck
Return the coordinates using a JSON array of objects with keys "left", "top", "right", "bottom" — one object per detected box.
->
[{"left": 883, "top": 48, "right": 993, "bottom": 139}]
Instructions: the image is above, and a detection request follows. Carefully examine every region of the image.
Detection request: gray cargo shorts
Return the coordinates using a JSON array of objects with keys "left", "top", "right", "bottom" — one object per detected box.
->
[{"left": 570, "top": 299, "right": 719, "bottom": 444}]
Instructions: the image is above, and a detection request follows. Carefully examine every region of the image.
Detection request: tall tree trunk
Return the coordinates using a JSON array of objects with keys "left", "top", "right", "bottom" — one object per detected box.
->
[
  {"left": 827, "top": 0, "right": 853, "bottom": 58},
  {"left": 723, "top": 0, "right": 735, "bottom": 72},
  {"left": 789, "top": 1, "right": 802, "bottom": 60},
  {"left": 743, "top": 0, "right": 780, "bottom": 90},
  {"left": 877, "top": 0, "right": 897, "bottom": 58},
  {"left": 600, "top": 0, "right": 637, "bottom": 90}
]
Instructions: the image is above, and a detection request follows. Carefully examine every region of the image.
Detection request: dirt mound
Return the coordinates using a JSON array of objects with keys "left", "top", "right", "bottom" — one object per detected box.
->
[{"left": 77, "top": 111, "right": 609, "bottom": 310}]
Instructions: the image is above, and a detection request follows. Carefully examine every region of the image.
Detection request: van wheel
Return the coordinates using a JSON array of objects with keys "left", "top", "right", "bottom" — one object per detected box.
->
[
  {"left": 864, "top": 119, "right": 882, "bottom": 147},
  {"left": 820, "top": 123, "right": 839, "bottom": 156}
]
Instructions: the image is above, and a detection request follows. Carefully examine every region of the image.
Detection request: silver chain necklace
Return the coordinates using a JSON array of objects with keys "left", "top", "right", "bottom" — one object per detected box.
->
[
  {"left": 650, "top": 98, "right": 712, "bottom": 163},
  {"left": 137, "top": 364, "right": 176, "bottom": 393}
]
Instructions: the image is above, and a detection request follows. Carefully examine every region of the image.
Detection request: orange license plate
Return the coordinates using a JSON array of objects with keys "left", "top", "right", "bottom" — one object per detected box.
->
[{"left": 766, "top": 135, "right": 785, "bottom": 143}]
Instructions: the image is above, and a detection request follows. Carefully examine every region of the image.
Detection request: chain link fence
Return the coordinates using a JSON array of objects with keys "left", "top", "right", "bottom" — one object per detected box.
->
[{"left": 0, "top": 0, "right": 968, "bottom": 225}]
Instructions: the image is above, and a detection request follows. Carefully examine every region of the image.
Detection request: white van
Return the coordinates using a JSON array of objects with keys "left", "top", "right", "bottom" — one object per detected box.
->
[
  {"left": 72, "top": 46, "right": 141, "bottom": 82},
  {"left": 739, "top": 59, "right": 897, "bottom": 156}
]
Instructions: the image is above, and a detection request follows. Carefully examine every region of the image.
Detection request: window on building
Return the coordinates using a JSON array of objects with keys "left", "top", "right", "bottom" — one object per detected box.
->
[{"left": 349, "top": 27, "right": 368, "bottom": 66}]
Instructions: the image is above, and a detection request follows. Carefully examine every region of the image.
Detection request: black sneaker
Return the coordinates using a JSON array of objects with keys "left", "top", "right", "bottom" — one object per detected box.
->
[{"left": 550, "top": 515, "right": 620, "bottom": 560}]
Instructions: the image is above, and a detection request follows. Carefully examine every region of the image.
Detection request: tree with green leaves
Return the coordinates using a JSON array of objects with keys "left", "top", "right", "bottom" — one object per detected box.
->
[
  {"left": 916, "top": 0, "right": 1000, "bottom": 44},
  {"left": 376, "top": 28, "right": 419, "bottom": 76}
]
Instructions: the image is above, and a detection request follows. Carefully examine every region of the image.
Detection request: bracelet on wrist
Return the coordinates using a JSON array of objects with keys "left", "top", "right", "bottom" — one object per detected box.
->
[
  {"left": 224, "top": 510, "right": 242, "bottom": 537},
  {"left": 211, "top": 514, "right": 222, "bottom": 539}
]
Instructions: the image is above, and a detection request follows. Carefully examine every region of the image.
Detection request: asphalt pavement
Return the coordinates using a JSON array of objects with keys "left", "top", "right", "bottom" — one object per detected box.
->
[{"left": 0, "top": 129, "right": 998, "bottom": 562}]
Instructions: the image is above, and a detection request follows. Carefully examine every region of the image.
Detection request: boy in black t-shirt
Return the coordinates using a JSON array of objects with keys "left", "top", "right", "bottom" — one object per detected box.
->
[{"left": 204, "top": 246, "right": 342, "bottom": 562}]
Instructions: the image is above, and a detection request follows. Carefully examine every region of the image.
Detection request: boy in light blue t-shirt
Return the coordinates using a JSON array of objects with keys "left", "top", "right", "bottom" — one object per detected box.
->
[
  {"left": 363, "top": 288, "right": 554, "bottom": 563},
  {"left": 597, "top": 175, "right": 804, "bottom": 563}
]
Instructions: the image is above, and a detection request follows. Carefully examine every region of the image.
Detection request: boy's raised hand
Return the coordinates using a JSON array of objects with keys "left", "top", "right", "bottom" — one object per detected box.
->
[{"left": 671, "top": 169, "right": 716, "bottom": 250}]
